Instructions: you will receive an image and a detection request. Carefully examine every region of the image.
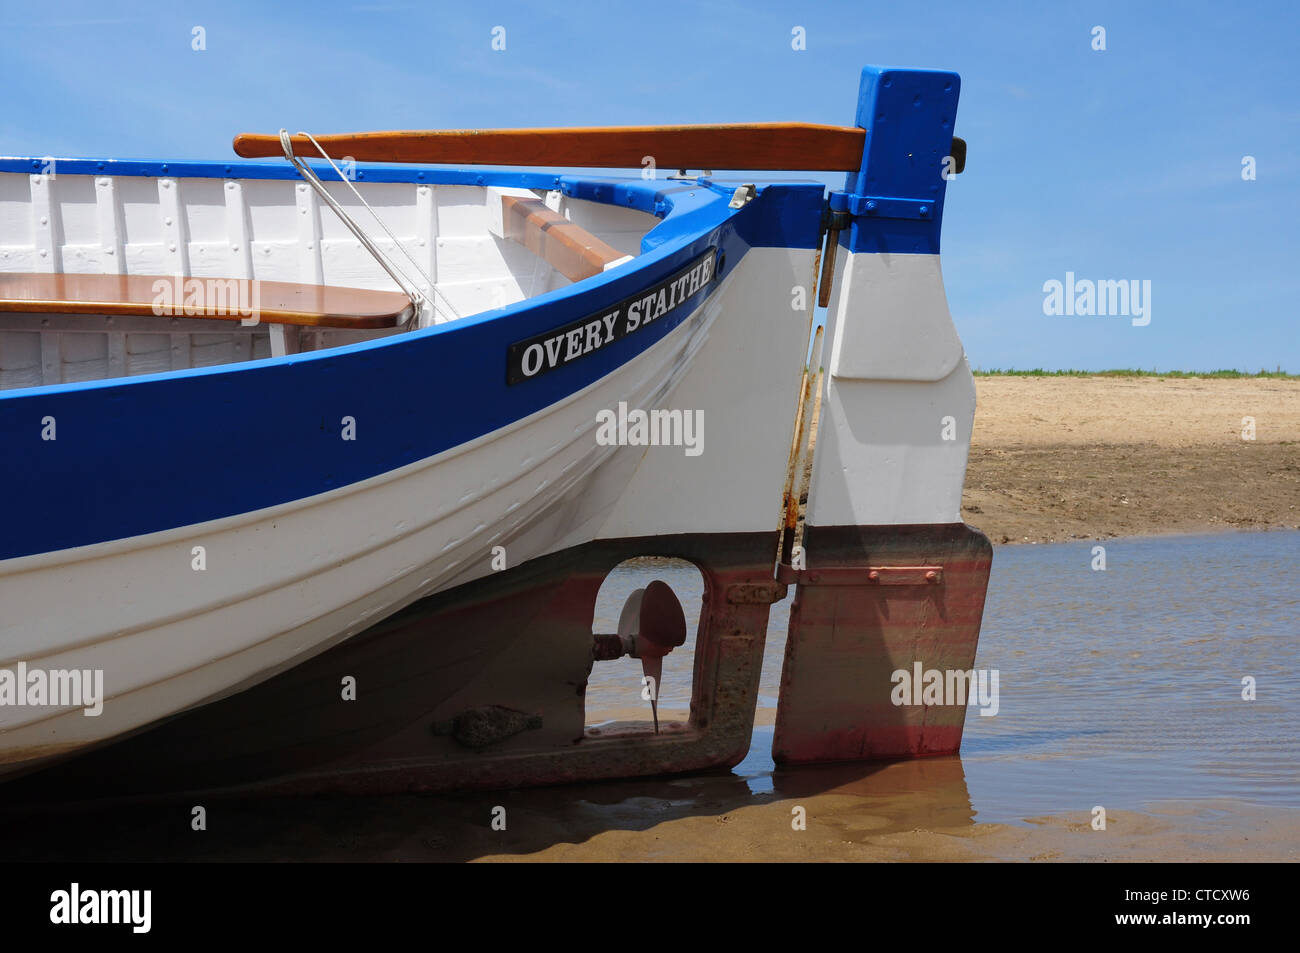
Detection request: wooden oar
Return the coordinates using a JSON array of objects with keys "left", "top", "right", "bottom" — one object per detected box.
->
[{"left": 232, "top": 123, "right": 867, "bottom": 171}]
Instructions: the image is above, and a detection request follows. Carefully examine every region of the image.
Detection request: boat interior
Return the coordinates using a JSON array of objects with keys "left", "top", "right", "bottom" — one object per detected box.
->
[{"left": 0, "top": 162, "right": 658, "bottom": 391}]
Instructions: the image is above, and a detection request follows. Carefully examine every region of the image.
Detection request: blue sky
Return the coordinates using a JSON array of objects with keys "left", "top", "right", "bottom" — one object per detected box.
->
[{"left": 2, "top": 0, "right": 1296, "bottom": 371}]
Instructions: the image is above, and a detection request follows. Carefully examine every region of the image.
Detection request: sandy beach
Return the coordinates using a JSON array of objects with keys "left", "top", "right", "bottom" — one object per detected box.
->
[{"left": 963, "top": 376, "right": 1300, "bottom": 543}]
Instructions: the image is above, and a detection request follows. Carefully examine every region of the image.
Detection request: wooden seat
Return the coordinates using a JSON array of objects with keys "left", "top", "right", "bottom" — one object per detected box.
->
[
  {"left": 500, "top": 195, "right": 629, "bottom": 282},
  {"left": 0, "top": 272, "right": 412, "bottom": 329}
]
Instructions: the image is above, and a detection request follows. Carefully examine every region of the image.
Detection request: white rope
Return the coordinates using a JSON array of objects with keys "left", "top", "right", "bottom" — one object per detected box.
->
[{"left": 279, "top": 129, "right": 460, "bottom": 324}]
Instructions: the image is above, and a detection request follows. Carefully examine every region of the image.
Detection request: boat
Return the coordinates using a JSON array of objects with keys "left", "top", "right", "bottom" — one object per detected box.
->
[{"left": 0, "top": 65, "right": 992, "bottom": 799}]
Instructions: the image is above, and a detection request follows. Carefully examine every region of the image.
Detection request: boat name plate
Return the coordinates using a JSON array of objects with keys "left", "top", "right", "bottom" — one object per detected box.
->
[{"left": 506, "top": 247, "right": 717, "bottom": 384}]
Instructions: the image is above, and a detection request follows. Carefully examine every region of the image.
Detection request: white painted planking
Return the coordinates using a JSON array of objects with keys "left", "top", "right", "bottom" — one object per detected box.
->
[
  {"left": 828, "top": 251, "right": 964, "bottom": 383},
  {"left": 594, "top": 246, "right": 816, "bottom": 539},
  {"left": 29, "top": 173, "right": 58, "bottom": 273},
  {"left": 92, "top": 177, "right": 124, "bottom": 275},
  {"left": 806, "top": 248, "right": 976, "bottom": 528},
  {"left": 414, "top": 183, "right": 439, "bottom": 324},
  {"left": 157, "top": 178, "right": 188, "bottom": 275}
]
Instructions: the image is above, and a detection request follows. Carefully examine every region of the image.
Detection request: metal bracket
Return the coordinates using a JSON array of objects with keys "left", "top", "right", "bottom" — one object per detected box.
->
[
  {"left": 728, "top": 184, "right": 757, "bottom": 209},
  {"left": 776, "top": 563, "right": 944, "bottom": 586},
  {"left": 828, "top": 189, "right": 933, "bottom": 221}
]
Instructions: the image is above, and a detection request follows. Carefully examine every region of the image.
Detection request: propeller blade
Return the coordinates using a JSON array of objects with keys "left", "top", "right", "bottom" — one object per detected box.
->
[
  {"left": 613, "top": 580, "right": 687, "bottom": 733},
  {"left": 637, "top": 580, "right": 687, "bottom": 655},
  {"left": 634, "top": 580, "right": 686, "bottom": 734}
]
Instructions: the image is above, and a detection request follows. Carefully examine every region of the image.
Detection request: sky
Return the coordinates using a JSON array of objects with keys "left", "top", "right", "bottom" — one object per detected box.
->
[{"left": 1, "top": 0, "right": 1296, "bottom": 372}]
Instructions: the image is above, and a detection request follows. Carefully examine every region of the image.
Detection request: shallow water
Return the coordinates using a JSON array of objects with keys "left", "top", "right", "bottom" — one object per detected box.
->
[{"left": 589, "top": 530, "right": 1300, "bottom": 824}]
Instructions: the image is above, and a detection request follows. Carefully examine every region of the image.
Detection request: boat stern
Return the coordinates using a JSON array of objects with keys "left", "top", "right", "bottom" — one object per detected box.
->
[{"left": 773, "top": 66, "right": 994, "bottom": 765}]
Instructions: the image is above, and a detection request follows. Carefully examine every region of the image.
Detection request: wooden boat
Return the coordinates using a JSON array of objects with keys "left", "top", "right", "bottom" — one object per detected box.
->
[{"left": 0, "top": 66, "right": 992, "bottom": 799}]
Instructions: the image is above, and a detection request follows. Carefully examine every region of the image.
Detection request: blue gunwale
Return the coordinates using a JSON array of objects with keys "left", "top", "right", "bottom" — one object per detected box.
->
[{"left": 0, "top": 159, "right": 824, "bottom": 560}]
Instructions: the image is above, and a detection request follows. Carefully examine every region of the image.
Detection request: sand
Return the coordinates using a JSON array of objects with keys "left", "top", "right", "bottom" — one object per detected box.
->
[
  {"left": 962, "top": 376, "right": 1300, "bottom": 544},
  {"left": 475, "top": 799, "right": 1300, "bottom": 864}
]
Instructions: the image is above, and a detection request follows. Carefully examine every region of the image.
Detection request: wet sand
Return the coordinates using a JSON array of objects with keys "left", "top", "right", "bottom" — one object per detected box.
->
[
  {"left": 475, "top": 795, "right": 1300, "bottom": 863},
  {"left": 963, "top": 376, "right": 1300, "bottom": 543}
]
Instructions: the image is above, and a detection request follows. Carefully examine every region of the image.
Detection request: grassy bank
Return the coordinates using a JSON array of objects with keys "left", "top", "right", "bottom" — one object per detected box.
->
[{"left": 973, "top": 368, "right": 1299, "bottom": 379}]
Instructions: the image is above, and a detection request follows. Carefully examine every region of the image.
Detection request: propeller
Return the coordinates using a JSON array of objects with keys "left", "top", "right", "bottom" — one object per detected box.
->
[{"left": 615, "top": 580, "right": 687, "bottom": 733}]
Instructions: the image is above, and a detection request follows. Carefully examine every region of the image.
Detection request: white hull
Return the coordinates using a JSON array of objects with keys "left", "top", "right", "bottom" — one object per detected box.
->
[
  {"left": 0, "top": 245, "right": 813, "bottom": 770},
  {"left": 0, "top": 302, "right": 695, "bottom": 766}
]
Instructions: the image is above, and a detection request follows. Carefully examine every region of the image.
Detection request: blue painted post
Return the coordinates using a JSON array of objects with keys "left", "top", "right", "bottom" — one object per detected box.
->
[{"left": 833, "top": 66, "right": 962, "bottom": 255}]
